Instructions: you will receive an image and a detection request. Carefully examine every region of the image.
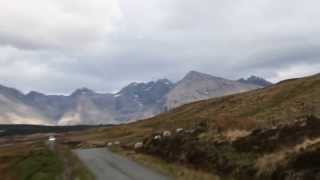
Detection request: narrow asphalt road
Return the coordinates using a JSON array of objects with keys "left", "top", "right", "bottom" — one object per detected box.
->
[{"left": 74, "top": 148, "right": 170, "bottom": 180}]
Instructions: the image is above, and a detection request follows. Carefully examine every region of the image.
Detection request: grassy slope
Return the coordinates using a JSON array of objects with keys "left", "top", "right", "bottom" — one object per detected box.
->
[
  {"left": 0, "top": 142, "right": 63, "bottom": 180},
  {"left": 62, "top": 73, "right": 320, "bottom": 180},
  {"left": 68, "top": 73, "right": 320, "bottom": 144},
  {"left": 0, "top": 141, "right": 94, "bottom": 180},
  {"left": 135, "top": 73, "right": 320, "bottom": 131}
]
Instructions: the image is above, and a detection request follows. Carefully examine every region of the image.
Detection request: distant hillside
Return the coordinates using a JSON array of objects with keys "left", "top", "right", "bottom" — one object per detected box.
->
[
  {"left": 132, "top": 73, "right": 320, "bottom": 131},
  {"left": 0, "top": 124, "right": 109, "bottom": 137},
  {"left": 67, "top": 73, "right": 320, "bottom": 180},
  {"left": 69, "top": 73, "right": 320, "bottom": 147}
]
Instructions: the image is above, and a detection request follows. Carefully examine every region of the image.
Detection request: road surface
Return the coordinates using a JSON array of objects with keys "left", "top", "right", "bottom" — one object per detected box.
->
[{"left": 74, "top": 148, "right": 170, "bottom": 180}]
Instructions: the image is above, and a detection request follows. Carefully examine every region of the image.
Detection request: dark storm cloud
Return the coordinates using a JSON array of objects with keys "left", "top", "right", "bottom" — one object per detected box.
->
[{"left": 0, "top": 0, "right": 320, "bottom": 94}]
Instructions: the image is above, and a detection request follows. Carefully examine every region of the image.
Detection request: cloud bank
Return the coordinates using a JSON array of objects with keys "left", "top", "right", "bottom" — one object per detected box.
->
[{"left": 0, "top": 0, "right": 319, "bottom": 94}]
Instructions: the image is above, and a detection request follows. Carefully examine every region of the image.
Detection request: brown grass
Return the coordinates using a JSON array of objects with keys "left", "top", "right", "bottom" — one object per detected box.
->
[
  {"left": 222, "top": 129, "right": 251, "bottom": 141},
  {"left": 255, "top": 137, "right": 320, "bottom": 177},
  {"left": 294, "top": 138, "right": 320, "bottom": 151},
  {"left": 113, "top": 148, "right": 220, "bottom": 180},
  {"left": 64, "top": 74, "right": 320, "bottom": 149},
  {"left": 255, "top": 151, "right": 288, "bottom": 177}
]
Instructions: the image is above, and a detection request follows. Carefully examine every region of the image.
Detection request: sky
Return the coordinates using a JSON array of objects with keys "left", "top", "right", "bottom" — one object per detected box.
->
[{"left": 0, "top": 0, "right": 320, "bottom": 94}]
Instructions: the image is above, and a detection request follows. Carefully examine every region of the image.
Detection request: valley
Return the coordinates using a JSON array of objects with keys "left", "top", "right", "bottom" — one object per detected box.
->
[
  {"left": 0, "top": 73, "right": 318, "bottom": 180},
  {"left": 1, "top": 0, "right": 319, "bottom": 179}
]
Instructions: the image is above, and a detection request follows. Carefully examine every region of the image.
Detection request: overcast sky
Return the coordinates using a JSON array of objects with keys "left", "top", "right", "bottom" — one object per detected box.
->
[{"left": 0, "top": 0, "right": 320, "bottom": 94}]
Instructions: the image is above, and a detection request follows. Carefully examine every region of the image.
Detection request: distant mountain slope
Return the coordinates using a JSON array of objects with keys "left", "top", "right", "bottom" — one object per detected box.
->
[
  {"left": 58, "top": 89, "right": 117, "bottom": 125},
  {"left": 114, "top": 79, "right": 174, "bottom": 122},
  {"left": 238, "top": 75, "right": 273, "bottom": 87},
  {"left": 0, "top": 71, "right": 263, "bottom": 125},
  {"left": 0, "top": 87, "right": 51, "bottom": 125},
  {"left": 136, "top": 73, "right": 320, "bottom": 131},
  {"left": 164, "top": 71, "right": 261, "bottom": 109},
  {"left": 22, "top": 91, "right": 71, "bottom": 122},
  {"left": 0, "top": 79, "right": 175, "bottom": 125}
]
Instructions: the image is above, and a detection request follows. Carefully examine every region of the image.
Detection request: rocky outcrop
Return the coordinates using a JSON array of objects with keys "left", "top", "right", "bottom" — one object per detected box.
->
[{"left": 238, "top": 75, "right": 273, "bottom": 87}]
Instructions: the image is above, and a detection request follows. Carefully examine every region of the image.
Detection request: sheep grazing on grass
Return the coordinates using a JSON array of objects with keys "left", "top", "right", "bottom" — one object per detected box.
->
[
  {"left": 163, "top": 131, "right": 172, "bottom": 137},
  {"left": 176, "top": 128, "right": 184, "bottom": 133},
  {"left": 154, "top": 135, "right": 162, "bottom": 140},
  {"left": 134, "top": 142, "right": 143, "bottom": 149}
]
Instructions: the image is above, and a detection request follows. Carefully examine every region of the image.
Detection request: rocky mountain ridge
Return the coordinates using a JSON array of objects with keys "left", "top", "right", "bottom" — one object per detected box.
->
[
  {"left": 238, "top": 75, "right": 273, "bottom": 87},
  {"left": 164, "top": 71, "right": 261, "bottom": 109},
  {"left": 0, "top": 71, "right": 267, "bottom": 125}
]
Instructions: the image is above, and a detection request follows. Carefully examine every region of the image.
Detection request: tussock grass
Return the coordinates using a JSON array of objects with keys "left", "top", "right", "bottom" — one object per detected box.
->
[
  {"left": 0, "top": 142, "right": 63, "bottom": 180},
  {"left": 0, "top": 140, "right": 94, "bottom": 180}
]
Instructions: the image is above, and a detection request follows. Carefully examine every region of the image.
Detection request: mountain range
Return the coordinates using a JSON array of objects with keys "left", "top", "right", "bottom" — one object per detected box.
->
[{"left": 0, "top": 71, "right": 271, "bottom": 125}]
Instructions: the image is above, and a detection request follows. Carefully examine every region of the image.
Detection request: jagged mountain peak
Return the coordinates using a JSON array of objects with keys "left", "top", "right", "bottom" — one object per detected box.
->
[
  {"left": 118, "top": 79, "right": 174, "bottom": 95},
  {"left": 155, "top": 78, "right": 173, "bottom": 85},
  {"left": 71, "top": 87, "right": 96, "bottom": 96},
  {"left": 238, "top": 75, "right": 273, "bottom": 87},
  {"left": 26, "top": 91, "right": 45, "bottom": 97},
  {"left": 183, "top": 71, "right": 221, "bottom": 81}
]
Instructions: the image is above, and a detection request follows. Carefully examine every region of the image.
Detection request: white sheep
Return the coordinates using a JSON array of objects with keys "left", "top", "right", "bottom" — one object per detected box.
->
[
  {"left": 163, "top": 131, "right": 172, "bottom": 137},
  {"left": 134, "top": 142, "right": 143, "bottom": 149},
  {"left": 176, "top": 128, "right": 184, "bottom": 133},
  {"left": 114, "top": 141, "right": 120, "bottom": 145},
  {"left": 154, "top": 135, "right": 162, "bottom": 140},
  {"left": 107, "top": 142, "right": 113, "bottom": 147}
]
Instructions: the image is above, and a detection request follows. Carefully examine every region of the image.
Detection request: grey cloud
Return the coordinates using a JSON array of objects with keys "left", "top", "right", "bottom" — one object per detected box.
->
[{"left": 0, "top": 0, "right": 319, "bottom": 94}]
